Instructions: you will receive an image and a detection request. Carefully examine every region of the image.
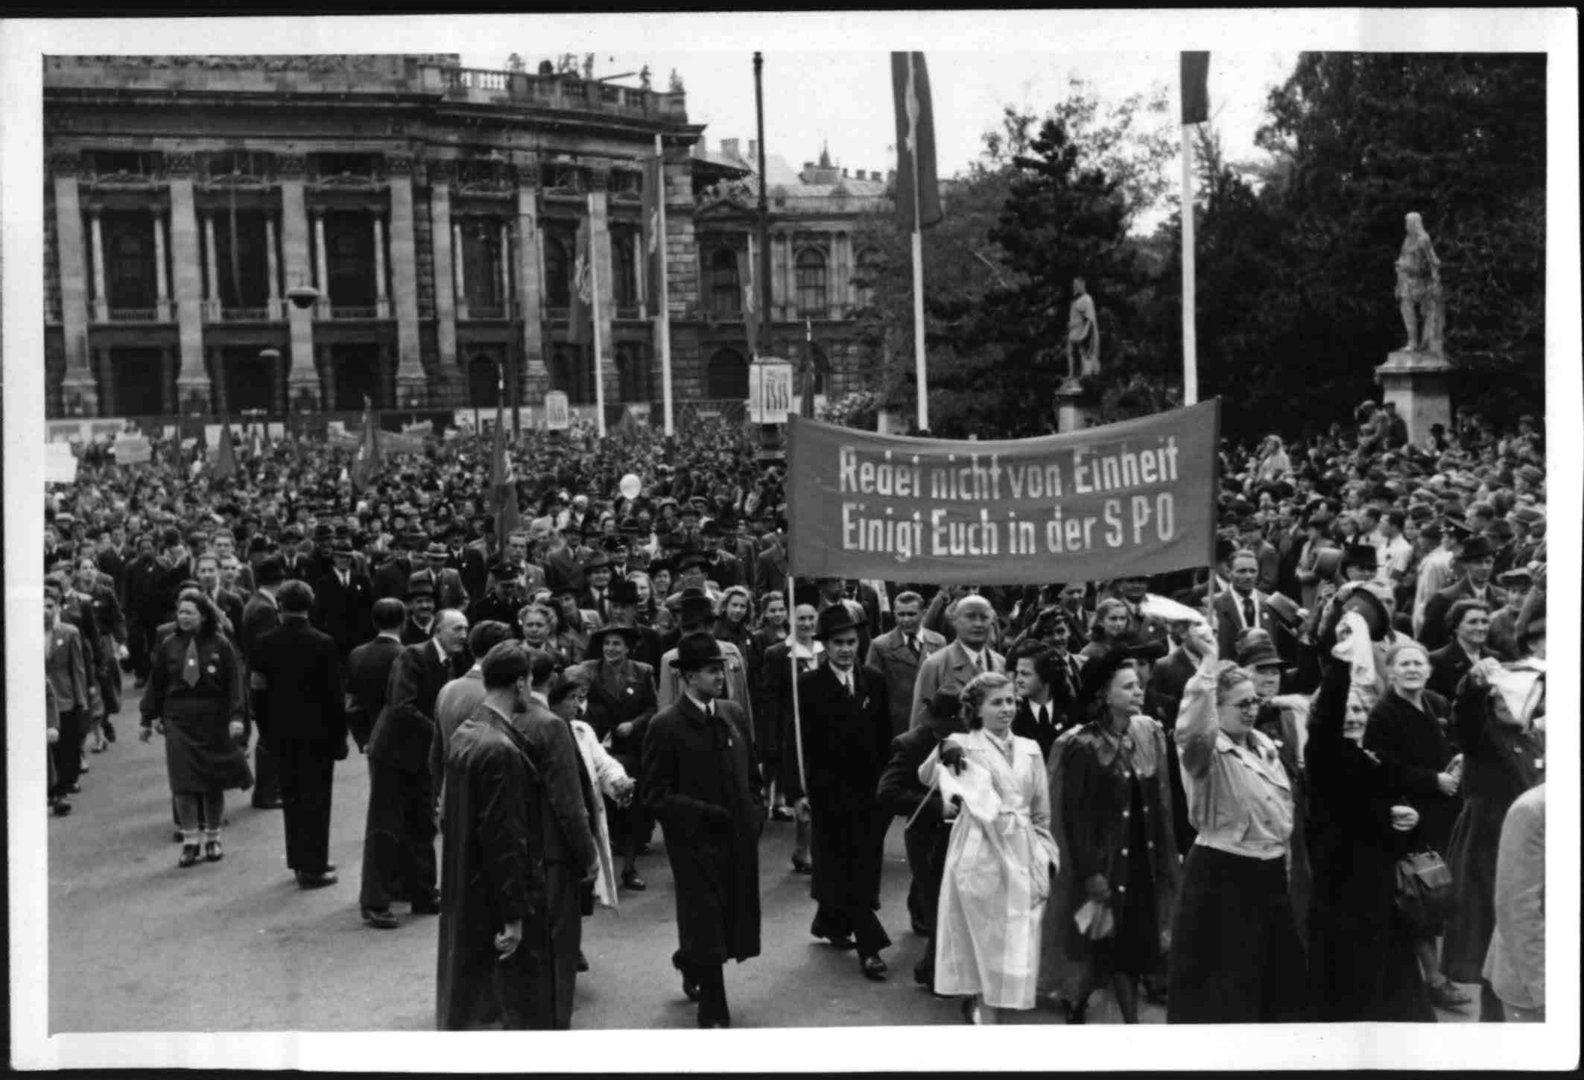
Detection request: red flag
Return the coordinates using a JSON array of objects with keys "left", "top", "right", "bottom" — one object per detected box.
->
[
  {"left": 1181, "top": 52, "right": 1210, "bottom": 125},
  {"left": 211, "top": 418, "right": 238, "bottom": 483},
  {"left": 491, "top": 400, "right": 520, "bottom": 540},
  {"left": 891, "top": 52, "right": 942, "bottom": 230},
  {"left": 350, "top": 396, "right": 382, "bottom": 492},
  {"left": 569, "top": 216, "right": 593, "bottom": 346}
]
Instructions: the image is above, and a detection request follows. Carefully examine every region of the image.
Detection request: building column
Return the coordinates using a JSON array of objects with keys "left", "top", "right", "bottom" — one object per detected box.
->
[
  {"left": 209, "top": 347, "right": 229, "bottom": 415},
  {"left": 94, "top": 347, "right": 116, "bottom": 417},
  {"left": 312, "top": 211, "right": 331, "bottom": 317},
  {"left": 167, "top": 158, "right": 212, "bottom": 410},
  {"left": 160, "top": 347, "right": 177, "bottom": 414},
  {"left": 589, "top": 170, "right": 617, "bottom": 402},
  {"left": 429, "top": 170, "right": 458, "bottom": 370},
  {"left": 452, "top": 221, "right": 469, "bottom": 321},
  {"left": 513, "top": 179, "right": 548, "bottom": 391},
  {"left": 264, "top": 216, "right": 280, "bottom": 319},
  {"left": 374, "top": 214, "right": 389, "bottom": 318},
  {"left": 278, "top": 157, "right": 320, "bottom": 408},
  {"left": 153, "top": 214, "right": 172, "bottom": 321},
  {"left": 89, "top": 209, "right": 109, "bottom": 323},
  {"left": 49, "top": 156, "right": 100, "bottom": 414},
  {"left": 387, "top": 155, "right": 425, "bottom": 399},
  {"left": 498, "top": 220, "right": 512, "bottom": 309},
  {"left": 202, "top": 213, "right": 221, "bottom": 321},
  {"left": 634, "top": 229, "right": 647, "bottom": 320}
]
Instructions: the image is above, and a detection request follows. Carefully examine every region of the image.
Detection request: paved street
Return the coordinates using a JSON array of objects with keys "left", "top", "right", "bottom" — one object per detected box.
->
[{"left": 49, "top": 690, "right": 1474, "bottom": 1031}]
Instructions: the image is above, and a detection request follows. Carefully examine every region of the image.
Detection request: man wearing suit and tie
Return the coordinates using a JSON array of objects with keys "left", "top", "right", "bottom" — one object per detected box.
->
[
  {"left": 360, "top": 608, "right": 469, "bottom": 929},
  {"left": 1213, "top": 550, "right": 1291, "bottom": 661},
  {"left": 909, "top": 593, "right": 1005, "bottom": 729},
  {"left": 313, "top": 539, "right": 374, "bottom": 659},
  {"left": 249, "top": 580, "right": 348, "bottom": 889},
  {"left": 1420, "top": 535, "right": 1506, "bottom": 653},
  {"left": 239, "top": 557, "right": 287, "bottom": 808},
  {"left": 576, "top": 550, "right": 616, "bottom": 628},
  {"left": 414, "top": 543, "right": 470, "bottom": 612},
  {"left": 45, "top": 584, "right": 91, "bottom": 805},
  {"left": 865, "top": 591, "right": 944, "bottom": 738},
  {"left": 345, "top": 598, "right": 408, "bottom": 753},
  {"left": 575, "top": 624, "right": 658, "bottom": 892}
]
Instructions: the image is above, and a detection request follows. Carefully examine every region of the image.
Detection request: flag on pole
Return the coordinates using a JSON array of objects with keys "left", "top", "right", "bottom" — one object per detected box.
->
[
  {"left": 569, "top": 216, "right": 594, "bottom": 347},
  {"left": 490, "top": 398, "right": 521, "bottom": 540},
  {"left": 350, "top": 395, "right": 382, "bottom": 492},
  {"left": 738, "top": 237, "right": 760, "bottom": 359},
  {"left": 212, "top": 418, "right": 238, "bottom": 483},
  {"left": 1181, "top": 52, "right": 1210, "bottom": 124},
  {"left": 642, "top": 151, "right": 666, "bottom": 313},
  {"left": 890, "top": 52, "right": 942, "bottom": 230}
]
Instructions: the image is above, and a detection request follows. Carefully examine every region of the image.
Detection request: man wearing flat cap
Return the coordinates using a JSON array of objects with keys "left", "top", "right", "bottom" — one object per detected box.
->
[{"left": 1486, "top": 569, "right": 1532, "bottom": 662}]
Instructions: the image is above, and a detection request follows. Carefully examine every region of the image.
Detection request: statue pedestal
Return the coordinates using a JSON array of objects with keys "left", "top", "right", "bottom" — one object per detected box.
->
[
  {"left": 1053, "top": 378, "right": 1097, "bottom": 433},
  {"left": 1375, "top": 348, "right": 1452, "bottom": 445}
]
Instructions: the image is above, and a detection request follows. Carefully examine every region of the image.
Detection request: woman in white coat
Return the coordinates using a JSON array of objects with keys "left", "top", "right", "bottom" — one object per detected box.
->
[
  {"left": 919, "top": 671, "right": 1059, "bottom": 1024},
  {"left": 549, "top": 674, "right": 636, "bottom": 927}
]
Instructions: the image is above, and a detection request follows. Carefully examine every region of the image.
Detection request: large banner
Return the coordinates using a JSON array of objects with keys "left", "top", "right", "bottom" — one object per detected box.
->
[{"left": 787, "top": 400, "right": 1220, "bottom": 585}]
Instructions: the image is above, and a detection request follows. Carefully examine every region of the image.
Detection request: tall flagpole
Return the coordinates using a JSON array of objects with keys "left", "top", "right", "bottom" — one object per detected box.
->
[
  {"left": 654, "top": 134, "right": 675, "bottom": 436},
  {"left": 587, "top": 192, "right": 608, "bottom": 437},
  {"left": 1181, "top": 116, "right": 1199, "bottom": 406},
  {"left": 908, "top": 53, "right": 929, "bottom": 432}
]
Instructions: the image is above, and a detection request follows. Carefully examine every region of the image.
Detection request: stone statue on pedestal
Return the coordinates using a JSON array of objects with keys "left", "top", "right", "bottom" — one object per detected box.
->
[
  {"left": 1065, "top": 275, "right": 1100, "bottom": 380},
  {"left": 1394, "top": 211, "right": 1443, "bottom": 354}
]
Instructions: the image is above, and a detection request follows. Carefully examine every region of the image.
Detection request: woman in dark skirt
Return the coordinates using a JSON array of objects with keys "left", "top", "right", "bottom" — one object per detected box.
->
[
  {"left": 1047, "top": 647, "right": 1180, "bottom": 1023},
  {"left": 1441, "top": 657, "right": 1545, "bottom": 1020},
  {"left": 1168, "top": 623, "right": 1309, "bottom": 1023},
  {"left": 1304, "top": 620, "right": 1435, "bottom": 1022},
  {"left": 140, "top": 590, "right": 252, "bottom": 867}
]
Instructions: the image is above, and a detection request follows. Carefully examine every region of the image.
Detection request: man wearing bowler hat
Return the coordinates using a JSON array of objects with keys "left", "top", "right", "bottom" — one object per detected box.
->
[
  {"left": 1420, "top": 533, "right": 1505, "bottom": 652},
  {"left": 797, "top": 603, "right": 894, "bottom": 981},
  {"left": 642, "top": 632, "right": 764, "bottom": 1028}
]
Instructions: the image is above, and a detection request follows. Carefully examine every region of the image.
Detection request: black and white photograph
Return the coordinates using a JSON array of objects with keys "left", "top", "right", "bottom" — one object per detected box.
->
[{"left": 2, "top": 8, "right": 1577, "bottom": 1073}]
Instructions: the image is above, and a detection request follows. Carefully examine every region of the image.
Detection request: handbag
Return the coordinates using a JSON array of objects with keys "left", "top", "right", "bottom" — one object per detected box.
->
[{"left": 1393, "top": 849, "right": 1454, "bottom": 937}]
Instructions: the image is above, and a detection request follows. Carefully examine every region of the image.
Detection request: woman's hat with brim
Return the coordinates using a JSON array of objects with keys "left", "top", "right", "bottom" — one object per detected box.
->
[
  {"left": 1079, "top": 644, "right": 1156, "bottom": 705},
  {"left": 670, "top": 631, "right": 727, "bottom": 671},
  {"left": 587, "top": 623, "right": 643, "bottom": 653},
  {"left": 1234, "top": 629, "right": 1282, "bottom": 670},
  {"left": 814, "top": 603, "right": 863, "bottom": 641}
]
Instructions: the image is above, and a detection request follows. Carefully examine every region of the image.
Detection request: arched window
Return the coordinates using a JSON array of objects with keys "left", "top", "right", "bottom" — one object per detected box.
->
[
  {"left": 796, "top": 247, "right": 828, "bottom": 317},
  {"left": 706, "top": 347, "right": 749, "bottom": 400},
  {"left": 854, "top": 247, "right": 880, "bottom": 309},
  {"left": 545, "top": 228, "right": 574, "bottom": 309},
  {"left": 708, "top": 247, "right": 740, "bottom": 315}
]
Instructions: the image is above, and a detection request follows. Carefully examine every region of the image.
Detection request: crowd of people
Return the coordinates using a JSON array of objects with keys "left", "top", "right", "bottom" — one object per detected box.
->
[{"left": 42, "top": 398, "right": 1548, "bottom": 1029}]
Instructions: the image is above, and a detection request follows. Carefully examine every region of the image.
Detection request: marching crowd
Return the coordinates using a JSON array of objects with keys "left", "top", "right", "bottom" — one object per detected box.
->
[{"left": 42, "top": 399, "right": 1548, "bottom": 1029}]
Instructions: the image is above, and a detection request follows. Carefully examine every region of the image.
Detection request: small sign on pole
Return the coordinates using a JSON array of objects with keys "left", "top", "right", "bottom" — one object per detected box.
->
[
  {"left": 748, "top": 357, "right": 795, "bottom": 425},
  {"left": 544, "top": 391, "right": 571, "bottom": 432},
  {"left": 44, "top": 443, "right": 78, "bottom": 484},
  {"left": 111, "top": 434, "right": 152, "bottom": 464}
]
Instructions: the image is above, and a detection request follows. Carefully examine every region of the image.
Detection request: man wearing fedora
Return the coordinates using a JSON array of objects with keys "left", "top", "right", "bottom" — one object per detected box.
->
[
  {"left": 401, "top": 573, "right": 440, "bottom": 646},
  {"left": 642, "top": 632, "right": 764, "bottom": 1028},
  {"left": 604, "top": 578, "right": 664, "bottom": 672},
  {"left": 1420, "top": 535, "right": 1505, "bottom": 653},
  {"left": 576, "top": 549, "right": 616, "bottom": 627},
  {"left": 798, "top": 604, "right": 894, "bottom": 981},
  {"left": 1412, "top": 518, "right": 1469, "bottom": 637},
  {"left": 414, "top": 541, "right": 470, "bottom": 612},
  {"left": 575, "top": 622, "right": 659, "bottom": 892},
  {"left": 658, "top": 590, "right": 753, "bottom": 727},
  {"left": 312, "top": 538, "right": 374, "bottom": 660}
]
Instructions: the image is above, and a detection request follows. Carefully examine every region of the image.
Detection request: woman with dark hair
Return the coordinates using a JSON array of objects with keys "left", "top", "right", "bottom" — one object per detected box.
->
[
  {"left": 1045, "top": 648, "right": 1180, "bottom": 1023},
  {"left": 1304, "top": 614, "right": 1435, "bottom": 1021},
  {"left": 1441, "top": 657, "right": 1545, "bottom": 1020},
  {"left": 139, "top": 589, "right": 252, "bottom": 867},
  {"left": 921, "top": 671, "right": 1058, "bottom": 1024},
  {"left": 1168, "top": 623, "right": 1309, "bottom": 1022},
  {"left": 713, "top": 586, "right": 755, "bottom": 655},
  {"left": 1428, "top": 599, "right": 1494, "bottom": 700}
]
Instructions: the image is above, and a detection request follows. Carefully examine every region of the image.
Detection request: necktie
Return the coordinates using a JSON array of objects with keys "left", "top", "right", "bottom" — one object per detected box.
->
[
  {"left": 844, "top": 673, "right": 854, "bottom": 698},
  {"left": 974, "top": 652, "right": 985, "bottom": 674},
  {"left": 182, "top": 637, "right": 201, "bottom": 688},
  {"left": 1038, "top": 705, "right": 1048, "bottom": 728},
  {"left": 908, "top": 634, "right": 919, "bottom": 657},
  {"left": 1243, "top": 597, "right": 1256, "bottom": 628}
]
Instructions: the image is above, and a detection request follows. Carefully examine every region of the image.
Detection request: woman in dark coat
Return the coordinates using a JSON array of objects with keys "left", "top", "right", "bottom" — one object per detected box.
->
[
  {"left": 1441, "top": 658, "right": 1545, "bottom": 1020},
  {"left": 139, "top": 590, "right": 252, "bottom": 867},
  {"left": 1046, "top": 647, "right": 1180, "bottom": 1023},
  {"left": 1304, "top": 643, "right": 1435, "bottom": 1022}
]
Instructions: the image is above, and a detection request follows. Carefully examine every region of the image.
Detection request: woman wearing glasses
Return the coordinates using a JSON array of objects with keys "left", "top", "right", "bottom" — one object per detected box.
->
[{"left": 1167, "top": 623, "right": 1309, "bottom": 1022}]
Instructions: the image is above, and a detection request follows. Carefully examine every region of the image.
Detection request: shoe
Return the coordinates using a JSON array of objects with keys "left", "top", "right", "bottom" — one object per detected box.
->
[
  {"left": 65, "top": 782, "right": 82, "bottom": 795},
  {"left": 791, "top": 854, "right": 813, "bottom": 875},
  {"left": 621, "top": 868, "right": 647, "bottom": 891},
  {"left": 672, "top": 953, "right": 702, "bottom": 1002},
  {"left": 771, "top": 806, "right": 795, "bottom": 822},
  {"left": 251, "top": 797, "right": 284, "bottom": 810},
  {"left": 1429, "top": 981, "right": 1472, "bottom": 1009},
  {"left": 178, "top": 843, "right": 201, "bottom": 869},
  {"left": 410, "top": 893, "right": 442, "bottom": 915},
  {"left": 859, "top": 954, "right": 888, "bottom": 981},
  {"left": 913, "top": 961, "right": 932, "bottom": 987},
  {"left": 810, "top": 917, "right": 856, "bottom": 951},
  {"left": 577, "top": 950, "right": 590, "bottom": 972},
  {"left": 204, "top": 839, "right": 224, "bottom": 862},
  {"left": 1064, "top": 998, "right": 1088, "bottom": 1025},
  {"left": 90, "top": 739, "right": 107, "bottom": 753},
  {"left": 361, "top": 907, "right": 399, "bottom": 929},
  {"left": 79, "top": 759, "right": 89, "bottom": 774},
  {"left": 172, "top": 829, "right": 185, "bottom": 843},
  {"left": 52, "top": 800, "right": 73, "bottom": 817},
  {"left": 296, "top": 869, "right": 339, "bottom": 889}
]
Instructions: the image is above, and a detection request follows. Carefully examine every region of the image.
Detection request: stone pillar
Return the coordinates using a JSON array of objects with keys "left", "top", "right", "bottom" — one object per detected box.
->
[
  {"left": 264, "top": 216, "right": 280, "bottom": 319},
  {"left": 452, "top": 221, "right": 469, "bottom": 320},
  {"left": 312, "top": 211, "right": 330, "bottom": 316},
  {"left": 89, "top": 210, "right": 109, "bottom": 322},
  {"left": 167, "top": 157, "right": 212, "bottom": 409},
  {"left": 49, "top": 156, "right": 100, "bottom": 414},
  {"left": 514, "top": 179, "right": 548, "bottom": 388},
  {"left": 387, "top": 156, "right": 425, "bottom": 400},
  {"left": 499, "top": 220, "right": 512, "bottom": 308},
  {"left": 278, "top": 156, "right": 320, "bottom": 407},
  {"left": 202, "top": 213, "right": 221, "bottom": 320},
  {"left": 374, "top": 214, "right": 389, "bottom": 318},
  {"left": 428, "top": 170, "right": 458, "bottom": 369},
  {"left": 634, "top": 228, "right": 647, "bottom": 320},
  {"left": 589, "top": 170, "right": 617, "bottom": 402},
  {"left": 153, "top": 214, "right": 172, "bottom": 321},
  {"left": 1376, "top": 349, "right": 1453, "bottom": 446},
  {"left": 1053, "top": 381, "right": 1098, "bottom": 433}
]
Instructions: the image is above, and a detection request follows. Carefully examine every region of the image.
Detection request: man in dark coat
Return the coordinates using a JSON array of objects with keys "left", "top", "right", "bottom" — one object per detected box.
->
[
  {"left": 876, "top": 689, "right": 964, "bottom": 991},
  {"left": 239, "top": 557, "right": 286, "bottom": 808},
  {"left": 1420, "top": 536, "right": 1506, "bottom": 652},
  {"left": 345, "top": 598, "right": 407, "bottom": 752},
  {"left": 360, "top": 608, "right": 468, "bottom": 928},
  {"left": 797, "top": 605, "right": 893, "bottom": 980},
  {"left": 249, "top": 580, "right": 348, "bottom": 888},
  {"left": 312, "top": 539, "right": 375, "bottom": 659},
  {"left": 508, "top": 648, "right": 599, "bottom": 1029},
  {"left": 436, "top": 643, "right": 553, "bottom": 1031},
  {"left": 642, "top": 632, "right": 764, "bottom": 1028}
]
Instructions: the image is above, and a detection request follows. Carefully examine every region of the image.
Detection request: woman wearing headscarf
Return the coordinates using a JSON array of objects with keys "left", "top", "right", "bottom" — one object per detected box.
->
[
  {"left": 920, "top": 671, "right": 1059, "bottom": 1024},
  {"left": 139, "top": 589, "right": 252, "bottom": 867},
  {"left": 1168, "top": 623, "right": 1309, "bottom": 1022},
  {"left": 1441, "top": 657, "right": 1545, "bottom": 1020}
]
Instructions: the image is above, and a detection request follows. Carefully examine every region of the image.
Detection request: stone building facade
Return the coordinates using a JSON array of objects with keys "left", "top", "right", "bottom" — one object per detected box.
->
[{"left": 41, "top": 54, "right": 892, "bottom": 421}]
